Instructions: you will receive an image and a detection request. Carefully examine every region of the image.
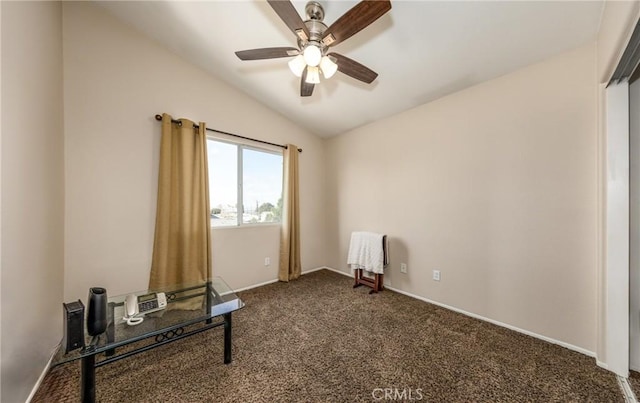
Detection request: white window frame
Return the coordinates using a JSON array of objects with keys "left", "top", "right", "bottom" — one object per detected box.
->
[{"left": 207, "top": 137, "right": 283, "bottom": 228}]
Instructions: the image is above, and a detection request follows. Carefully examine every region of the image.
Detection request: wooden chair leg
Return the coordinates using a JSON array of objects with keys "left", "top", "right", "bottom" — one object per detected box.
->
[
  {"left": 354, "top": 269, "right": 384, "bottom": 294},
  {"left": 368, "top": 273, "right": 379, "bottom": 294},
  {"left": 353, "top": 269, "right": 362, "bottom": 288}
]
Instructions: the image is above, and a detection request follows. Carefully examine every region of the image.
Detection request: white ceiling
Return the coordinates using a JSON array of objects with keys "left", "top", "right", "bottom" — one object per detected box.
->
[{"left": 96, "top": 1, "right": 604, "bottom": 138}]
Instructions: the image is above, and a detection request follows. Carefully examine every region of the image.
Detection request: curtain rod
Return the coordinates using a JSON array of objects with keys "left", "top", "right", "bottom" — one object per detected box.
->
[{"left": 154, "top": 115, "right": 302, "bottom": 153}]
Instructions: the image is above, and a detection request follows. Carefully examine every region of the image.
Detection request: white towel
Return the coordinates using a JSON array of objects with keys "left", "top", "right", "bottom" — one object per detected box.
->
[{"left": 347, "top": 232, "right": 385, "bottom": 274}]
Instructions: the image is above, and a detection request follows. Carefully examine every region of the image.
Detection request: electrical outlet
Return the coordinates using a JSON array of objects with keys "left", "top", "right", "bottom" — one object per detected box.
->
[
  {"left": 264, "top": 257, "right": 270, "bottom": 266},
  {"left": 433, "top": 270, "right": 441, "bottom": 281},
  {"left": 400, "top": 263, "right": 407, "bottom": 273}
]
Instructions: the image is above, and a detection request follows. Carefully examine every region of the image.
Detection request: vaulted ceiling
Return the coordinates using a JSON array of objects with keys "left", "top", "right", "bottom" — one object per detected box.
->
[{"left": 97, "top": 1, "right": 604, "bottom": 137}]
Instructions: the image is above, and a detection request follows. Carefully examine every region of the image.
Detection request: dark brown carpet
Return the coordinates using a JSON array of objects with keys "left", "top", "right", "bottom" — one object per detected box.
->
[
  {"left": 33, "top": 269, "right": 621, "bottom": 402},
  {"left": 629, "top": 370, "right": 640, "bottom": 399}
]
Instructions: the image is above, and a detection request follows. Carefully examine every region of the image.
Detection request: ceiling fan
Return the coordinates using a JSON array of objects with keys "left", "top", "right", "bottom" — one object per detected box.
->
[{"left": 235, "top": 0, "right": 392, "bottom": 97}]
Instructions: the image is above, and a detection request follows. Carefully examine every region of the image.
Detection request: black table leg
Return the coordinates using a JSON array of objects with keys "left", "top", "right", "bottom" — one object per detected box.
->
[
  {"left": 106, "top": 302, "right": 115, "bottom": 356},
  {"left": 206, "top": 282, "right": 213, "bottom": 324},
  {"left": 224, "top": 313, "right": 232, "bottom": 364},
  {"left": 81, "top": 354, "right": 96, "bottom": 403}
]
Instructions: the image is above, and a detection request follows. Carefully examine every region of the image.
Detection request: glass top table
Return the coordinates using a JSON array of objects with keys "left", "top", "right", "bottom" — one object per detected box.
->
[{"left": 53, "top": 277, "right": 244, "bottom": 403}]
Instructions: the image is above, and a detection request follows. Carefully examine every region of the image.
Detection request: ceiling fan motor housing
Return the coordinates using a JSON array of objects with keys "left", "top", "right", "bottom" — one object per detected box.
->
[
  {"left": 305, "top": 1, "right": 325, "bottom": 22},
  {"left": 301, "top": 21, "right": 327, "bottom": 47},
  {"left": 301, "top": 2, "right": 328, "bottom": 55}
]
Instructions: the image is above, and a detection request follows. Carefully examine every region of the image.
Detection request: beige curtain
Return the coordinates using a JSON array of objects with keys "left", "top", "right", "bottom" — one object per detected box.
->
[
  {"left": 149, "top": 113, "right": 212, "bottom": 309},
  {"left": 278, "top": 144, "right": 301, "bottom": 282}
]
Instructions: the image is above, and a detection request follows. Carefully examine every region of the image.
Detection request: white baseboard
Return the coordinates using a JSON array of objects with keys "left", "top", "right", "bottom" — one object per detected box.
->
[
  {"left": 323, "top": 267, "right": 351, "bottom": 276},
  {"left": 301, "top": 266, "right": 328, "bottom": 275},
  {"left": 618, "top": 375, "right": 638, "bottom": 402},
  {"left": 27, "top": 343, "right": 59, "bottom": 403},
  {"left": 598, "top": 360, "right": 610, "bottom": 370},
  {"left": 321, "top": 266, "right": 595, "bottom": 358},
  {"left": 234, "top": 266, "right": 329, "bottom": 293},
  {"left": 233, "top": 278, "right": 280, "bottom": 293}
]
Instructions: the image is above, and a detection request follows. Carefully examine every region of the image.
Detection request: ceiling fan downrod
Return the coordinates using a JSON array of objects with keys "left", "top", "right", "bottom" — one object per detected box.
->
[{"left": 305, "top": 1, "right": 325, "bottom": 22}]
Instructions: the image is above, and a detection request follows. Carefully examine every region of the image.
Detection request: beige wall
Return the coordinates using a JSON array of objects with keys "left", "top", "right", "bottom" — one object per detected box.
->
[
  {"left": 326, "top": 44, "right": 598, "bottom": 352},
  {"left": 62, "top": 2, "right": 326, "bottom": 302},
  {"left": 1, "top": 2, "right": 65, "bottom": 402}
]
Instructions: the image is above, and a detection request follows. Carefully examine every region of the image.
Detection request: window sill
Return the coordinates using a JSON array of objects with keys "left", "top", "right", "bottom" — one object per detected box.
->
[{"left": 211, "top": 223, "right": 281, "bottom": 230}]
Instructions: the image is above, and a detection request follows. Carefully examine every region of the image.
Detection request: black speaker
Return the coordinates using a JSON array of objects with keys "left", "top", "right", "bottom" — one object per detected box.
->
[
  {"left": 63, "top": 300, "right": 85, "bottom": 353},
  {"left": 87, "top": 287, "right": 107, "bottom": 336}
]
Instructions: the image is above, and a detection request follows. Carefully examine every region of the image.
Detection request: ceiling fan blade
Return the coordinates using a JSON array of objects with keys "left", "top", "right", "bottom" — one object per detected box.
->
[
  {"left": 321, "top": 0, "right": 391, "bottom": 48},
  {"left": 300, "top": 67, "right": 315, "bottom": 97},
  {"left": 267, "top": 0, "right": 310, "bottom": 42},
  {"left": 328, "top": 52, "right": 378, "bottom": 84},
  {"left": 235, "top": 47, "right": 299, "bottom": 61}
]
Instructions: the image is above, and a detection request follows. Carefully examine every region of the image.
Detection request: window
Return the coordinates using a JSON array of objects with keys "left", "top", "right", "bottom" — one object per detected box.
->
[{"left": 207, "top": 139, "right": 283, "bottom": 227}]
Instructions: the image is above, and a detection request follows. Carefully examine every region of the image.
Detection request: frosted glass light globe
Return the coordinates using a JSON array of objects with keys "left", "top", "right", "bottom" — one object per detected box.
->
[
  {"left": 305, "top": 66, "right": 320, "bottom": 84},
  {"left": 288, "top": 55, "right": 306, "bottom": 77},
  {"left": 303, "top": 45, "right": 322, "bottom": 67},
  {"left": 320, "top": 56, "right": 338, "bottom": 79}
]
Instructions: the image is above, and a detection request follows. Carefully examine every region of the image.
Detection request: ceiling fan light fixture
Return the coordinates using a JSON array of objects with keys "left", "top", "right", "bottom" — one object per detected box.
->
[
  {"left": 288, "top": 55, "right": 306, "bottom": 77},
  {"left": 234, "top": 0, "right": 391, "bottom": 97},
  {"left": 305, "top": 66, "right": 320, "bottom": 84},
  {"left": 320, "top": 56, "right": 338, "bottom": 79},
  {"left": 303, "top": 44, "right": 322, "bottom": 67}
]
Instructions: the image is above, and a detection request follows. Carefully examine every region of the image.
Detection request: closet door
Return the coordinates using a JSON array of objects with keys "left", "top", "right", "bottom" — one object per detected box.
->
[
  {"left": 606, "top": 81, "right": 630, "bottom": 377},
  {"left": 630, "top": 79, "right": 640, "bottom": 373}
]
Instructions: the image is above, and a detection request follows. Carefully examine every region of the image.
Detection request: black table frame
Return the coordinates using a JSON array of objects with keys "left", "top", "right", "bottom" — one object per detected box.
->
[{"left": 78, "top": 282, "right": 238, "bottom": 403}]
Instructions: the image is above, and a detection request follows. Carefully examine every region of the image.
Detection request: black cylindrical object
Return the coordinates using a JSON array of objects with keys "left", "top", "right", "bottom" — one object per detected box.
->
[{"left": 87, "top": 287, "right": 107, "bottom": 336}]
